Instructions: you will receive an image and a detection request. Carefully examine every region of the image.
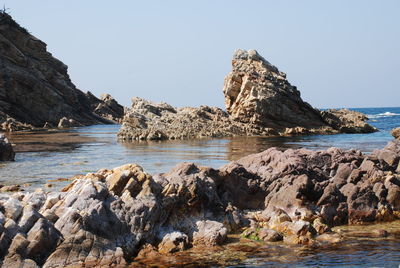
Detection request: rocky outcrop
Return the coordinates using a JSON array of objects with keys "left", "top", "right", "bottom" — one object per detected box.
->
[
  {"left": 321, "top": 109, "right": 377, "bottom": 133},
  {"left": 223, "top": 49, "right": 326, "bottom": 130},
  {"left": 0, "top": 133, "right": 14, "bottom": 161},
  {"left": 1, "top": 138, "right": 400, "bottom": 266},
  {"left": 119, "top": 49, "right": 375, "bottom": 141},
  {"left": 86, "top": 92, "right": 124, "bottom": 123},
  {"left": 0, "top": 12, "right": 123, "bottom": 131},
  {"left": 392, "top": 127, "right": 400, "bottom": 140},
  {"left": 117, "top": 97, "right": 275, "bottom": 141}
]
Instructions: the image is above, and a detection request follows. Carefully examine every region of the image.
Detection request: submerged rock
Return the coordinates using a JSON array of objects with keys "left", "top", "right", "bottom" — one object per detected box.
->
[
  {"left": 119, "top": 49, "right": 375, "bottom": 141},
  {"left": 0, "top": 12, "right": 123, "bottom": 131},
  {"left": 0, "top": 134, "right": 14, "bottom": 161},
  {"left": 1, "top": 139, "right": 399, "bottom": 266}
]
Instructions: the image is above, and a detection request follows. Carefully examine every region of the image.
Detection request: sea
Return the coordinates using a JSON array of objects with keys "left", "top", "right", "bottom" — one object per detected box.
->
[{"left": 1, "top": 107, "right": 400, "bottom": 267}]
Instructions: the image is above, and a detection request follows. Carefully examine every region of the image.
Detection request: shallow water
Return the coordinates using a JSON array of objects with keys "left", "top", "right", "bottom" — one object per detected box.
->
[{"left": 1, "top": 107, "right": 399, "bottom": 191}]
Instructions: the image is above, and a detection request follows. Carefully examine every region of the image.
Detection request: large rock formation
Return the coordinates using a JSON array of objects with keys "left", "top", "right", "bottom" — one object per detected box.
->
[
  {"left": 118, "top": 49, "right": 375, "bottom": 141},
  {"left": 1, "top": 137, "right": 400, "bottom": 266},
  {"left": 0, "top": 133, "right": 14, "bottom": 161},
  {"left": 223, "top": 49, "right": 325, "bottom": 129},
  {"left": 0, "top": 12, "right": 123, "bottom": 131}
]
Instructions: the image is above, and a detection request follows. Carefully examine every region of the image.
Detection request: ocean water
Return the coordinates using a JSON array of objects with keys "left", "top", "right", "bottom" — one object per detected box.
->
[{"left": 0, "top": 107, "right": 400, "bottom": 267}]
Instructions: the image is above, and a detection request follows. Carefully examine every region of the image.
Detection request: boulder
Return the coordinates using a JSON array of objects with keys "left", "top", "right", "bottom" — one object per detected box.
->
[{"left": 0, "top": 134, "right": 15, "bottom": 161}]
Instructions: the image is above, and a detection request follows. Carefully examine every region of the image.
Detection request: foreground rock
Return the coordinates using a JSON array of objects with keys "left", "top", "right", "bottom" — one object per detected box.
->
[
  {"left": 0, "top": 12, "right": 123, "bottom": 131},
  {"left": 1, "top": 136, "right": 400, "bottom": 266},
  {"left": 119, "top": 49, "right": 375, "bottom": 141},
  {"left": 0, "top": 134, "right": 14, "bottom": 161}
]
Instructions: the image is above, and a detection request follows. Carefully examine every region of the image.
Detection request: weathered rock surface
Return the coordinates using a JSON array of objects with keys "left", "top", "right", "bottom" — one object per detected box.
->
[
  {"left": 321, "top": 108, "right": 377, "bottom": 133},
  {"left": 117, "top": 97, "right": 274, "bottom": 141},
  {"left": 0, "top": 133, "right": 14, "bottom": 161},
  {"left": 392, "top": 127, "right": 400, "bottom": 140},
  {"left": 0, "top": 12, "right": 123, "bottom": 131},
  {"left": 119, "top": 49, "right": 375, "bottom": 141},
  {"left": 1, "top": 137, "right": 400, "bottom": 266}
]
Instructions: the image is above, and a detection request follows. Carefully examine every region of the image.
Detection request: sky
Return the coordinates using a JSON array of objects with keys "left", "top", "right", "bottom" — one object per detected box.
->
[{"left": 3, "top": 0, "right": 400, "bottom": 109}]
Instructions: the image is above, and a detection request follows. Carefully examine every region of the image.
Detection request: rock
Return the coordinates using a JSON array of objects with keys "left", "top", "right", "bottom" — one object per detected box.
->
[
  {"left": 0, "top": 184, "right": 20, "bottom": 192},
  {"left": 223, "top": 49, "right": 328, "bottom": 130},
  {"left": 0, "top": 134, "right": 15, "bottom": 161},
  {"left": 320, "top": 109, "right": 377, "bottom": 133},
  {"left": 258, "top": 228, "right": 283, "bottom": 242},
  {"left": 57, "top": 117, "right": 79, "bottom": 128},
  {"left": 193, "top": 220, "right": 228, "bottom": 246},
  {"left": 0, "top": 12, "right": 122, "bottom": 131},
  {"left": 158, "top": 231, "right": 189, "bottom": 254},
  {"left": 87, "top": 92, "right": 125, "bottom": 123},
  {"left": 118, "top": 97, "right": 264, "bottom": 141},
  {"left": 118, "top": 49, "right": 375, "bottom": 141},
  {"left": 392, "top": 127, "right": 400, "bottom": 140},
  {"left": 0, "top": 140, "right": 399, "bottom": 266}
]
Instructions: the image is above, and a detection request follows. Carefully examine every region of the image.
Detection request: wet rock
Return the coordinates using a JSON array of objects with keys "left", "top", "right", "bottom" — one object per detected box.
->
[
  {"left": 0, "top": 134, "right": 15, "bottom": 161},
  {"left": 158, "top": 231, "right": 189, "bottom": 254},
  {"left": 258, "top": 228, "right": 283, "bottom": 242},
  {"left": 316, "top": 233, "right": 343, "bottom": 243},
  {"left": 193, "top": 220, "right": 227, "bottom": 246},
  {"left": 57, "top": 117, "right": 79, "bottom": 128},
  {"left": 0, "top": 184, "right": 20, "bottom": 192}
]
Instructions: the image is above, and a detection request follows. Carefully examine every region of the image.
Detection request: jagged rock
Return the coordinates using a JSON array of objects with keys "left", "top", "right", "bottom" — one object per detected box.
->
[
  {"left": 158, "top": 231, "right": 189, "bottom": 254},
  {"left": 0, "top": 12, "right": 122, "bottom": 131},
  {"left": 223, "top": 49, "right": 326, "bottom": 129},
  {"left": 1, "top": 139, "right": 400, "bottom": 266},
  {"left": 0, "top": 134, "right": 14, "bottom": 161},
  {"left": 118, "top": 97, "right": 270, "bottom": 141},
  {"left": 119, "top": 49, "right": 375, "bottom": 141},
  {"left": 321, "top": 109, "right": 377, "bottom": 133},
  {"left": 392, "top": 127, "right": 400, "bottom": 140},
  {"left": 86, "top": 92, "right": 124, "bottom": 123}
]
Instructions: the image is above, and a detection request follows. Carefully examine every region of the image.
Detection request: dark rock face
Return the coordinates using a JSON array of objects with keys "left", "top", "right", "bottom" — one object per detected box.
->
[
  {"left": 0, "top": 133, "right": 14, "bottom": 161},
  {"left": 119, "top": 49, "right": 375, "bottom": 141},
  {"left": 1, "top": 139, "right": 400, "bottom": 266},
  {"left": 0, "top": 12, "right": 123, "bottom": 131}
]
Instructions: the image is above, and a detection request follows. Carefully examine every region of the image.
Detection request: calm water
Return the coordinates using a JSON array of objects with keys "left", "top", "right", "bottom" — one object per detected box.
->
[
  {"left": 1, "top": 107, "right": 399, "bottom": 191},
  {"left": 0, "top": 107, "right": 400, "bottom": 267}
]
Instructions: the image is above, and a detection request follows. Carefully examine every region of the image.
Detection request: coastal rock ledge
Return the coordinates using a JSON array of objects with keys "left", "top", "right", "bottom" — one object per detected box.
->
[
  {"left": 118, "top": 49, "right": 376, "bottom": 141},
  {"left": 1, "top": 138, "right": 399, "bottom": 267}
]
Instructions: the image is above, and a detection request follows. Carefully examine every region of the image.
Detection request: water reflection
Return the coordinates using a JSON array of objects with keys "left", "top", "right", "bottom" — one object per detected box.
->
[{"left": 0, "top": 124, "right": 395, "bottom": 191}]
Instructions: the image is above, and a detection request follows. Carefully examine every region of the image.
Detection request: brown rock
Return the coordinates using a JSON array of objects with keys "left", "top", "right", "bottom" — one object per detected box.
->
[{"left": 392, "top": 127, "right": 400, "bottom": 140}]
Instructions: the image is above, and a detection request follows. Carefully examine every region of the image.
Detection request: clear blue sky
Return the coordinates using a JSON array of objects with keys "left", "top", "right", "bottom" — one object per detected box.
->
[{"left": 3, "top": 0, "right": 400, "bottom": 108}]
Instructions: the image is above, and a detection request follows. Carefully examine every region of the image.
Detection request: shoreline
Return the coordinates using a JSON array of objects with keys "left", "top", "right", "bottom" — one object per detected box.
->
[{"left": 0, "top": 134, "right": 399, "bottom": 267}]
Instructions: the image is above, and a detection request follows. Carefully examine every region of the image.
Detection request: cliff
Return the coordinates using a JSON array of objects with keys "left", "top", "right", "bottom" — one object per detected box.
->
[{"left": 0, "top": 12, "right": 123, "bottom": 131}]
